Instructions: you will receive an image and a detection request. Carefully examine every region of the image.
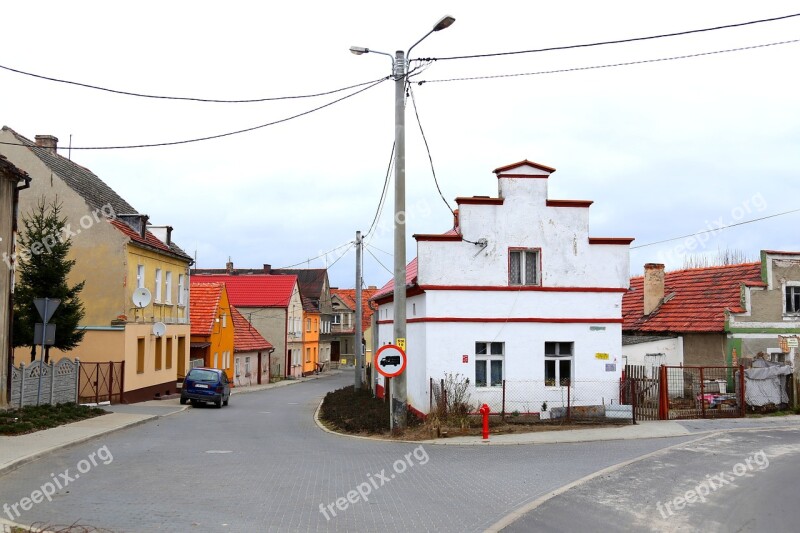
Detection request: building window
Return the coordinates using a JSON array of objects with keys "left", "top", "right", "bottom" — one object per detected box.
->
[
  {"left": 223, "top": 351, "right": 230, "bottom": 370},
  {"left": 166, "top": 337, "right": 173, "bottom": 369},
  {"left": 475, "top": 342, "right": 503, "bottom": 387},
  {"left": 165, "top": 272, "right": 173, "bottom": 304},
  {"left": 137, "top": 338, "right": 145, "bottom": 374},
  {"left": 213, "top": 352, "right": 219, "bottom": 368},
  {"left": 221, "top": 313, "right": 227, "bottom": 328},
  {"left": 509, "top": 248, "right": 540, "bottom": 286},
  {"left": 155, "top": 336, "right": 163, "bottom": 370},
  {"left": 786, "top": 285, "right": 800, "bottom": 314},
  {"left": 306, "top": 347, "right": 311, "bottom": 363},
  {"left": 306, "top": 318, "right": 311, "bottom": 332},
  {"left": 178, "top": 274, "right": 186, "bottom": 305},
  {"left": 245, "top": 356, "right": 251, "bottom": 376},
  {"left": 545, "top": 342, "right": 573, "bottom": 386},
  {"left": 235, "top": 358, "right": 240, "bottom": 377},
  {"left": 137, "top": 265, "right": 145, "bottom": 289},
  {"left": 154, "top": 269, "right": 162, "bottom": 302},
  {"left": 333, "top": 314, "right": 342, "bottom": 325}
]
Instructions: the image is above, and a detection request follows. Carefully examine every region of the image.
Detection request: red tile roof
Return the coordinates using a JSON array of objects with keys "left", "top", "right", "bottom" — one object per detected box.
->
[
  {"left": 622, "top": 263, "right": 765, "bottom": 333},
  {"left": 373, "top": 257, "right": 418, "bottom": 300},
  {"left": 110, "top": 219, "right": 173, "bottom": 254},
  {"left": 191, "top": 274, "right": 297, "bottom": 308},
  {"left": 231, "top": 306, "right": 273, "bottom": 353},
  {"left": 331, "top": 288, "right": 380, "bottom": 332},
  {"left": 190, "top": 282, "right": 225, "bottom": 336}
]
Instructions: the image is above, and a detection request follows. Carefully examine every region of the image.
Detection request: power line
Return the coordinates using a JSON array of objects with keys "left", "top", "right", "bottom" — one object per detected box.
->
[
  {"left": 407, "top": 84, "right": 454, "bottom": 216},
  {"left": 417, "top": 39, "right": 799, "bottom": 85},
  {"left": 631, "top": 208, "right": 800, "bottom": 249},
  {"left": 364, "top": 141, "right": 395, "bottom": 240},
  {"left": 420, "top": 12, "right": 800, "bottom": 62},
  {"left": 364, "top": 243, "right": 393, "bottom": 276},
  {"left": 275, "top": 240, "right": 355, "bottom": 269},
  {"left": 0, "top": 61, "right": 388, "bottom": 104},
  {"left": 0, "top": 76, "right": 389, "bottom": 151}
]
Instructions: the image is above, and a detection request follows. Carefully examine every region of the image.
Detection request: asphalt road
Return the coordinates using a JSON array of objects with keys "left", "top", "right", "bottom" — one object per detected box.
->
[
  {"left": 0, "top": 372, "right": 746, "bottom": 532},
  {"left": 503, "top": 427, "right": 800, "bottom": 532}
]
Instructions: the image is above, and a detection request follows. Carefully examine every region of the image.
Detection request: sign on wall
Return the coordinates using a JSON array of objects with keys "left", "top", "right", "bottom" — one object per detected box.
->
[
  {"left": 375, "top": 345, "right": 407, "bottom": 378},
  {"left": 595, "top": 353, "right": 609, "bottom": 360}
]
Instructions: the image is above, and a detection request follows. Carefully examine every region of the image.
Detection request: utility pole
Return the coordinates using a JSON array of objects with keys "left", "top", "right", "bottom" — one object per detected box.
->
[{"left": 354, "top": 230, "right": 363, "bottom": 389}]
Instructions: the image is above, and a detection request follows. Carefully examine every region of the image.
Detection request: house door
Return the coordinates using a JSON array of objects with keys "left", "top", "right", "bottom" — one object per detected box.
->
[
  {"left": 286, "top": 350, "right": 292, "bottom": 377},
  {"left": 331, "top": 341, "right": 340, "bottom": 362}
]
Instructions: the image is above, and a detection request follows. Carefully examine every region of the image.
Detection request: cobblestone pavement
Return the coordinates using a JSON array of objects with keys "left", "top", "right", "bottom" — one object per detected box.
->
[{"left": 1, "top": 372, "right": 698, "bottom": 532}]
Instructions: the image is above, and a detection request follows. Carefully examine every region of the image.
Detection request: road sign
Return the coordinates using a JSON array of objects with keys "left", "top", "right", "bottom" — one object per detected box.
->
[
  {"left": 396, "top": 338, "right": 406, "bottom": 351},
  {"left": 34, "top": 323, "right": 57, "bottom": 345},
  {"left": 33, "top": 298, "right": 61, "bottom": 323},
  {"left": 375, "top": 344, "right": 407, "bottom": 378}
]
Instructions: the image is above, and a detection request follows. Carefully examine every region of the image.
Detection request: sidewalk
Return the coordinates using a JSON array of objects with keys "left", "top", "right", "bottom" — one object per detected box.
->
[{"left": 0, "top": 370, "right": 338, "bottom": 477}]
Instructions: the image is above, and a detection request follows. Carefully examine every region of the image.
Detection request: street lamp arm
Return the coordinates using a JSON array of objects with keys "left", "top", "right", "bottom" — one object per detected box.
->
[
  {"left": 407, "top": 15, "right": 455, "bottom": 58},
  {"left": 350, "top": 46, "right": 395, "bottom": 69}
]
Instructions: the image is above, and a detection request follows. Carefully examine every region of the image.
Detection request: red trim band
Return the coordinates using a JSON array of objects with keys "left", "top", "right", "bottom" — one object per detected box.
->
[
  {"left": 588, "top": 237, "right": 635, "bottom": 245},
  {"left": 418, "top": 285, "right": 628, "bottom": 293},
  {"left": 496, "top": 173, "right": 549, "bottom": 179},
  {"left": 413, "top": 234, "right": 463, "bottom": 242},
  {"left": 455, "top": 197, "right": 504, "bottom": 205},
  {"left": 546, "top": 199, "right": 593, "bottom": 208},
  {"left": 379, "top": 317, "right": 622, "bottom": 324}
]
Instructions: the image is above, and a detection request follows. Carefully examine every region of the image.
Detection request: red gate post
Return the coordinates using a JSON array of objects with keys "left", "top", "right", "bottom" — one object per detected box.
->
[
  {"left": 430, "top": 377, "right": 433, "bottom": 414},
  {"left": 659, "top": 365, "right": 669, "bottom": 420},
  {"left": 631, "top": 379, "right": 637, "bottom": 425},
  {"left": 95, "top": 363, "right": 100, "bottom": 405},
  {"left": 700, "top": 367, "right": 706, "bottom": 419},
  {"left": 480, "top": 403, "right": 490, "bottom": 440},
  {"left": 108, "top": 361, "right": 114, "bottom": 404},
  {"left": 120, "top": 361, "right": 125, "bottom": 404}
]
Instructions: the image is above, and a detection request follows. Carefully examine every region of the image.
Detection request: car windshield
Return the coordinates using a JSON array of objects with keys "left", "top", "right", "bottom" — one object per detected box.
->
[{"left": 188, "top": 370, "right": 218, "bottom": 382}]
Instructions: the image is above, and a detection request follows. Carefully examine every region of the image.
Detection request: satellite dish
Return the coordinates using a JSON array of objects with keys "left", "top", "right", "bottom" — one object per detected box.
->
[
  {"left": 152, "top": 322, "right": 166, "bottom": 338},
  {"left": 132, "top": 287, "right": 152, "bottom": 308}
]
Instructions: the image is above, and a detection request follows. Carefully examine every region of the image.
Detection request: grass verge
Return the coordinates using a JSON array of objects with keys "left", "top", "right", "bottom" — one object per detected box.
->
[{"left": 0, "top": 403, "right": 107, "bottom": 436}]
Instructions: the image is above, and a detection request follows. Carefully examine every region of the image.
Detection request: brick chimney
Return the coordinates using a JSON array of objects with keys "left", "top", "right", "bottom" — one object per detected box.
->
[
  {"left": 643, "top": 263, "right": 665, "bottom": 315},
  {"left": 263, "top": 263, "right": 271, "bottom": 274},
  {"left": 35, "top": 135, "right": 58, "bottom": 154},
  {"left": 453, "top": 209, "right": 459, "bottom": 230},
  {"left": 226, "top": 259, "right": 234, "bottom": 274}
]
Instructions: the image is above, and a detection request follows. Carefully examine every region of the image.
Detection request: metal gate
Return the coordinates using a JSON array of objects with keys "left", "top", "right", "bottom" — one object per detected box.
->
[
  {"left": 79, "top": 361, "right": 125, "bottom": 404},
  {"left": 623, "top": 365, "right": 660, "bottom": 421}
]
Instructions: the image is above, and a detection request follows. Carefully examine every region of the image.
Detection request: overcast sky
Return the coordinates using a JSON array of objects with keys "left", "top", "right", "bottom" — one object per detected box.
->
[{"left": 3, "top": 1, "right": 799, "bottom": 289}]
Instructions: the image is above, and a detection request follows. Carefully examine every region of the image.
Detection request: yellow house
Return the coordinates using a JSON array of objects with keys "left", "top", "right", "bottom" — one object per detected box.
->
[
  {"left": 190, "top": 282, "right": 235, "bottom": 382},
  {"left": 0, "top": 127, "right": 193, "bottom": 402},
  {"left": 301, "top": 298, "right": 320, "bottom": 375}
]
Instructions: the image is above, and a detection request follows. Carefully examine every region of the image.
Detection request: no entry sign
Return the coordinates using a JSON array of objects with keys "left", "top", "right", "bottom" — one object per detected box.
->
[{"left": 375, "top": 344, "right": 407, "bottom": 378}]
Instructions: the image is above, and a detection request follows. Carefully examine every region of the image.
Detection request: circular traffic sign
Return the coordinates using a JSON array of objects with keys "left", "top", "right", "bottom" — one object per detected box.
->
[{"left": 375, "top": 344, "right": 407, "bottom": 378}]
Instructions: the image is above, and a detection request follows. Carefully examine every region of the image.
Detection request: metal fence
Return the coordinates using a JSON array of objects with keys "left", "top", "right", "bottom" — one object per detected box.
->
[
  {"left": 10, "top": 357, "right": 80, "bottom": 407},
  {"left": 661, "top": 365, "right": 745, "bottom": 419},
  {"left": 78, "top": 361, "right": 125, "bottom": 404},
  {"left": 430, "top": 377, "right": 635, "bottom": 423}
]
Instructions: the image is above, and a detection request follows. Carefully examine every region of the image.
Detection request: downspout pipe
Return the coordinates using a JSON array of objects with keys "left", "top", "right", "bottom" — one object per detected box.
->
[{"left": 6, "top": 173, "right": 31, "bottom": 403}]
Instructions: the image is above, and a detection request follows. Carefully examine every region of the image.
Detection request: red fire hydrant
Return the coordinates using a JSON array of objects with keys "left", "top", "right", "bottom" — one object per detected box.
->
[{"left": 479, "top": 403, "right": 490, "bottom": 440}]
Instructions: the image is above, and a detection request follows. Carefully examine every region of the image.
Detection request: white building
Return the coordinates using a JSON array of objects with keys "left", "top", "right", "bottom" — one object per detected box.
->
[{"left": 373, "top": 160, "right": 633, "bottom": 416}]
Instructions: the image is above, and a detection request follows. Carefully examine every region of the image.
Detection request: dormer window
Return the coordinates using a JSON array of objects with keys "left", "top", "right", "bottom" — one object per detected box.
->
[
  {"left": 509, "top": 248, "right": 540, "bottom": 286},
  {"left": 786, "top": 284, "right": 800, "bottom": 314}
]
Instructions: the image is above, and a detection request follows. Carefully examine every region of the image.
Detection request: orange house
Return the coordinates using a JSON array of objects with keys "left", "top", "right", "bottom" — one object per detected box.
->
[
  {"left": 302, "top": 296, "right": 320, "bottom": 375},
  {"left": 190, "top": 282, "right": 235, "bottom": 382}
]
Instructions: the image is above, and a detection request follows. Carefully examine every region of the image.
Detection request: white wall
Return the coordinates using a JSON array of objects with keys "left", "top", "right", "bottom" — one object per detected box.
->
[{"left": 622, "top": 337, "right": 684, "bottom": 372}]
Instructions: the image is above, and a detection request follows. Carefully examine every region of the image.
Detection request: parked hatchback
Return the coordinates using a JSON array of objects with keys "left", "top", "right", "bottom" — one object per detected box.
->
[{"left": 180, "top": 368, "right": 231, "bottom": 408}]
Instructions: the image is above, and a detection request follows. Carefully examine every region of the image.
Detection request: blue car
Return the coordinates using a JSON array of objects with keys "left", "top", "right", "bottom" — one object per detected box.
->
[{"left": 180, "top": 368, "right": 231, "bottom": 408}]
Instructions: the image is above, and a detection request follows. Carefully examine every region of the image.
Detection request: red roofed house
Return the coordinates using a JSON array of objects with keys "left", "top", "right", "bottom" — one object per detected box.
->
[
  {"left": 191, "top": 274, "right": 302, "bottom": 379},
  {"left": 373, "top": 160, "right": 633, "bottom": 416},
  {"left": 190, "top": 282, "right": 234, "bottom": 381},
  {"left": 231, "top": 306, "right": 273, "bottom": 387},
  {"left": 330, "top": 287, "right": 379, "bottom": 367},
  {"left": 0, "top": 127, "right": 193, "bottom": 403},
  {"left": 623, "top": 251, "right": 800, "bottom": 371}
]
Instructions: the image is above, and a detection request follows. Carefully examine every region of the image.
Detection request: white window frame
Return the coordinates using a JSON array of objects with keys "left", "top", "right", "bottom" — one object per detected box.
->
[
  {"left": 235, "top": 357, "right": 240, "bottom": 377},
  {"left": 509, "top": 248, "right": 541, "bottom": 286},
  {"left": 137, "top": 265, "right": 145, "bottom": 289},
  {"left": 165, "top": 272, "right": 173, "bottom": 304},
  {"left": 178, "top": 274, "right": 186, "bottom": 306},
  {"left": 333, "top": 314, "right": 342, "bottom": 325},
  {"left": 154, "top": 268, "right": 162, "bottom": 302},
  {"left": 545, "top": 341, "right": 573, "bottom": 387},
  {"left": 475, "top": 341, "right": 504, "bottom": 388},
  {"left": 784, "top": 282, "right": 800, "bottom": 315},
  {"left": 245, "top": 356, "right": 251, "bottom": 376}
]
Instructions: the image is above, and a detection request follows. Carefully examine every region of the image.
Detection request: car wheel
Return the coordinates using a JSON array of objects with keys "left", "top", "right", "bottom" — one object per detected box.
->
[
  {"left": 223, "top": 396, "right": 229, "bottom": 407},
  {"left": 180, "top": 397, "right": 187, "bottom": 405},
  {"left": 215, "top": 397, "right": 223, "bottom": 408}
]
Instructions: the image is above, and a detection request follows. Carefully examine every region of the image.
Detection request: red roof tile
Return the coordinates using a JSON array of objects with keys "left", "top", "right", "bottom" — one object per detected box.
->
[
  {"left": 231, "top": 306, "right": 273, "bottom": 353},
  {"left": 373, "top": 257, "right": 418, "bottom": 300},
  {"left": 191, "top": 274, "right": 297, "bottom": 308},
  {"left": 331, "top": 288, "right": 380, "bottom": 332},
  {"left": 110, "top": 219, "right": 174, "bottom": 254},
  {"left": 622, "top": 263, "right": 764, "bottom": 333},
  {"left": 190, "top": 282, "right": 225, "bottom": 336}
]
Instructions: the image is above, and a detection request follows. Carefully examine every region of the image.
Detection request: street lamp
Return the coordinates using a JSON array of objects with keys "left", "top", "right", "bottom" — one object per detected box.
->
[{"left": 351, "top": 14, "right": 455, "bottom": 429}]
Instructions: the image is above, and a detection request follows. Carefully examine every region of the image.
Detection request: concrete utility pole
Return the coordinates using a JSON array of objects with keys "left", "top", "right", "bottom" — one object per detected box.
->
[
  {"left": 354, "top": 230, "right": 363, "bottom": 389},
  {"left": 350, "top": 15, "right": 455, "bottom": 429}
]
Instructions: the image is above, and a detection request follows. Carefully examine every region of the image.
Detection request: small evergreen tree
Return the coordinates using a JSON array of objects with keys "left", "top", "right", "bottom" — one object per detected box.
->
[{"left": 13, "top": 197, "right": 85, "bottom": 362}]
